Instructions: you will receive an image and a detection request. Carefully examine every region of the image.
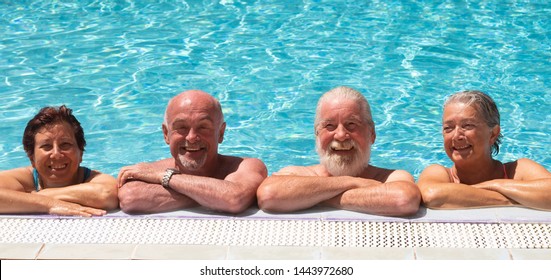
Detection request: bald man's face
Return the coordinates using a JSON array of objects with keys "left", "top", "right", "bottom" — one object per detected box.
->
[{"left": 163, "top": 95, "right": 225, "bottom": 172}]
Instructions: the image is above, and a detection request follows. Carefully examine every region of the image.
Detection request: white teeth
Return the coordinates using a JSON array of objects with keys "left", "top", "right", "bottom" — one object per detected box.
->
[
  {"left": 184, "top": 147, "right": 201, "bottom": 151},
  {"left": 454, "top": 144, "right": 470, "bottom": 150},
  {"left": 50, "top": 164, "right": 67, "bottom": 169},
  {"left": 331, "top": 141, "right": 354, "bottom": 151}
]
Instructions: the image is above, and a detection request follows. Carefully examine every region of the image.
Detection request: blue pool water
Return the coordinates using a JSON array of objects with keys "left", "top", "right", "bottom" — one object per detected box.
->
[{"left": 1, "top": 0, "right": 549, "bottom": 178}]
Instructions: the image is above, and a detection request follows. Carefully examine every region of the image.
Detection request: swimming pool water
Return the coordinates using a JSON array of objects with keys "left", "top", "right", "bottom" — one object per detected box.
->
[{"left": 1, "top": 0, "right": 549, "bottom": 178}]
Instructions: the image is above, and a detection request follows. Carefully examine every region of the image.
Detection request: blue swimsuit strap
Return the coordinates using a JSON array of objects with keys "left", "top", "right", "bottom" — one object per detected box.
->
[{"left": 33, "top": 166, "right": 92, "bottom": 191}]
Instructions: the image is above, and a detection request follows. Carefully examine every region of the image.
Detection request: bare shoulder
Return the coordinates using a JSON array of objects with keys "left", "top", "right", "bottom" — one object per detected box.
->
[
  {"left": 509, "top": 158, "right": 551, "bottom": 180},
  {"left": 273, "top": 165, "right": 319, "bottom": 176},
  {"left": 237, "top": 157, "right": 268, "bottom": 175},
  {"left": 0, "top": 166, "right": 34, "bottom": 191},
  {"left": 88, "top": 169, "right": 117, "bottom": 183},
  {"left": 418, "top": 164, "right": 450, "bottom": 183},
  {"left": 386, "top": 169, "right": 415, "bottom": 183},
  {"left": 219, "top": 155, "right": 267, "bottom": 176}
]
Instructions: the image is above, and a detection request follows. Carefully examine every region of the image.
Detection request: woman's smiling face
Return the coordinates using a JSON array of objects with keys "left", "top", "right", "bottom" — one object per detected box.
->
[
  {"left": 442, "top": 102, "right": 499, "bottom": 165},
  {"left": 31, "top": 122, "right": 82, "bottom": 188}
]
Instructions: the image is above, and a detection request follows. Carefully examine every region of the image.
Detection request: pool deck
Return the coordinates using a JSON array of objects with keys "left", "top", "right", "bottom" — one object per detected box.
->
[{"left": 1, "top": 206, "right": 550, "bottom": 260}]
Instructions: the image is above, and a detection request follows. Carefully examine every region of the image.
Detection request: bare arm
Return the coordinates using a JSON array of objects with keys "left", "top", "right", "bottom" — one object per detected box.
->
[
  {"left": 117, "top": 158, "right": 267, "bottom": 214},
  {"left": 258, "top": 167, "right": 420, "bottom": 215},
  {"left": 473, "top": 159, "right": 551, "bottom": 210},
  {"left": 323, "top": 170, "right": 420, "bottom": 216},
  {"left": 168, "top": 158, "right": 267, "bottom": 213},
  {"left": 0, "top": 168, "right": 106, "bottom": 216},
  {"left": 117, "top": 160, "right": 198, "bottom": 213},
  {"left": 418, "top": 164, "right": 514, "bottom": 209},
  {"left": 36, "top": 171, "right": 118, "bottom": 210}
]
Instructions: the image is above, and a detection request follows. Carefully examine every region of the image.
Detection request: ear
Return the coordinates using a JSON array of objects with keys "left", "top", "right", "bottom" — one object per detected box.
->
[
  {"left": 218, "top": 122, "right": 226, "bottom": 143},
  {"left": 490, "top": 125, "right": 500, "bottom": 144},
  {"left": 370, "top": 126, "right": 376, "bottom": 144},
  {"left": 162, "top": 124, "right": 170, "bottom": 145}
]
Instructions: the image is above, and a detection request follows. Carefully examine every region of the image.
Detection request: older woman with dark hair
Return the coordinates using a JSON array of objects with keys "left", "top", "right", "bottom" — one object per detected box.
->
[
  {"left": 418, "top": 90, "right": 551, "bottom": 210},
  {"left": 0, "top": 105, "right": 118, "bottom": 216}
]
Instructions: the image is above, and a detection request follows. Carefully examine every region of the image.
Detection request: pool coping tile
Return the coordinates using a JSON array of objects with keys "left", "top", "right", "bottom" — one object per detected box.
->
[
  {"left": 0, "top": 243, "right": 44, "bottom": 260},
  {"left": 37, "top": 244, "right": 136, "bottom": 260},
  {"left": 132, "top": 244, "right": 228, "bottom": 260}
]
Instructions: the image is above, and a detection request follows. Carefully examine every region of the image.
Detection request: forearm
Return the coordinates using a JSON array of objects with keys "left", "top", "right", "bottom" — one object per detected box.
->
[
  {"left": 479, "top": 179, "right": 551, "bottom": 210},
  {"left": 258, "top": 176, "right": 358, "bottom": 212},
  {"left": 0, "top": 189, "right": 52, "bottom": 214},
  {"left": 118, "top": 181, "right": 197, "bottom": 214},
  {"left": 421, "top": 183, "right": 514, "bottom": 209},
  {"left": 324, "top": 181, "right": 420, "bottom": 216},
  {"left": 36, "top": 183, "right": 118, "bottom": 210},
  {"left": 168, "top": 174, "right": 255, "bottom": 213}
]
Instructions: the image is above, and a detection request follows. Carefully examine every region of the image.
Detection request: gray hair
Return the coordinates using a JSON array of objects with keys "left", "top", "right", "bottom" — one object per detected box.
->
[
  {"left": 314, "top": 86, "right": 374, "bottom": 129},
  {"left": 444, "top": 90, "right": 502, "bottom": 155}
]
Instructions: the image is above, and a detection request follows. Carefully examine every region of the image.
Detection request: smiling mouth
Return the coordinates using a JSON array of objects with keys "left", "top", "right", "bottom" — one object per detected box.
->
[
  {"left": 49, "top": 164, "right": 68, "bottom": 170},
  {"left": 181, "top": 146, "right": 204, "bottom": 152},
  {"left": 453, "top": 144, "right": 472, "bottom": 151},
  {"left": 330, "top": 142, "right": 354, "bottom": 151}
]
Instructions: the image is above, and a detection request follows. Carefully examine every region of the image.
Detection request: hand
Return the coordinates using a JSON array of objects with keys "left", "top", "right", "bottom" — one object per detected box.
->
[
  {"left": 472, "top": 179, "right": 503, "bottom": 191},
  {"left": 48, "top": 200, "right": 106, "bottom": 217},
  {"left": 117, "top": 163, "right": 164, "bottom": 188}
]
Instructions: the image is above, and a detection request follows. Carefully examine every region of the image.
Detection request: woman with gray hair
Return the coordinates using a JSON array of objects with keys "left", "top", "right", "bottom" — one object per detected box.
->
[{"left": 418, "top": 90, "right": 551, "bottom": 210}]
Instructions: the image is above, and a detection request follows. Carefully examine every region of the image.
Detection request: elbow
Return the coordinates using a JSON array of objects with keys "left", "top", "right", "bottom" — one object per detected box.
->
[
  {"left": 223, "top": 195, "right": 252, "bottom": 214},
  {"left": 117, "top": 186, "right": 145, "bottom": 214},
  {"left": 392, "top": 182, "right": 421, "bottom": 216},
  {"left": 419, "top": 185, "right": 445, "bottom": 209},
  {"left": 256, "top": 182, "right": 281, "bottom": 212},
  {"left": 101, "top": 185, "right": 119, "bottom": 211}
]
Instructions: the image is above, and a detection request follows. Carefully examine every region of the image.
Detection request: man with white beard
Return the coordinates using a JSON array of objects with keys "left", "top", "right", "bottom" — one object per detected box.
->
[
  {"left": 257, "top": 86, "right": 420, "bottom": 216},
  {"left": 117, "top": 90, "right": 267, "bottom": 214}
]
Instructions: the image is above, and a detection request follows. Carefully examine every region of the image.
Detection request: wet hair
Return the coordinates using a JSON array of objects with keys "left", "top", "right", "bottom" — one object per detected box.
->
[
  {"left": 314, "top": 86, "right": 374, "bottom": 129},
  {"left": 22, "top": 105, "right": 86, "bottom": 159},
  {"left": 444, "top": 90, "right": 502, "bottom": 155}
]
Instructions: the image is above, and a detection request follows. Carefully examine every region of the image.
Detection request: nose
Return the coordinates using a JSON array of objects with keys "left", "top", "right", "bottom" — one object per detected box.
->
[
  {"left": 50, "top": 145, "right": 63, "bottom": 159},
  {"left": 185, "top": 128, "right": 200, "bottom": 143},
  {"left": 333, "top": 124, "right": 350, "bottom": 141},
  {"left": 452, "top": 126, "right": 465, "bottom": 140}
]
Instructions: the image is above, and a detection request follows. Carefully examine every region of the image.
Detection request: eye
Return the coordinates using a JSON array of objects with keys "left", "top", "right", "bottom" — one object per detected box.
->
[
  {"left": 462, "top": 123, "right": 475, "bottom": 130},
  {"left": 40, "top": 144, "right": 53, "bottom": 150},
  {"left": 443, "top": 126, "right": 453, "bottom": 133},
  {"left": 60, "top": 142, "right": 73, "bottom": 150},
  {"left": 345, "top": 122, "right": 357, "bottom": 131},
  {"left": 324, "top": 124, "right": 336, "bottom": 131}
]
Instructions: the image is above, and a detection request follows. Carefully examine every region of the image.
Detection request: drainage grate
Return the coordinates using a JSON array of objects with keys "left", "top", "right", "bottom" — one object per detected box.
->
[{"left": 1, "top": 218, "right": 550, "bottom": 248}]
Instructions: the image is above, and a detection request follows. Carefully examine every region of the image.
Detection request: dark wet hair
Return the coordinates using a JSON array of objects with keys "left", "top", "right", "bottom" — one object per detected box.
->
[
  {"left": 444, "top": 90, "right": 502, "bottom": 155},
  {"left": 22, "top": 105, "right": 86, "bottom": 159}
]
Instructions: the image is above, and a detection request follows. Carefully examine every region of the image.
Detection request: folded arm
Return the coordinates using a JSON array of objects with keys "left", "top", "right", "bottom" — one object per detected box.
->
[
  {"left": 473, "top": 159, "right": 551, "bottom": 210},
  {"left": 418, "top": 164, "right": 515, "bottom": 209},
  {"left": 36, "top": 172, "right": 118, "bottom": 210},
  {"left": 168, "top": 158, "right": 267, "bottom": 213},
  {"left": 257, "top": 167, "right": 420, "bottom": 216},
  {"left": 118, "top": 158, "right": 267, "bottom": 214},
  {"left": 0, "top": 168, "right": 106, "bottom": 216},
  {"left": 323, "top": 171, "right": 420, "bottom": 216}
]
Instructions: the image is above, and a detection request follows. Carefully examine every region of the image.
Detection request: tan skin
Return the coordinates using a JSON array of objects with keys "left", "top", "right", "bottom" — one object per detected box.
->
[
  {"left": 257, "top": 98, "right": 421, "bottom": 217},
  {"left": 0, "top": 122, "right": 118, "bottom": 217},
  {"left": 117, "top": 90, "right": 267, "bottom": 214},
  {"left": 418, "top": 102, "right": 551, "bottom": 210}
]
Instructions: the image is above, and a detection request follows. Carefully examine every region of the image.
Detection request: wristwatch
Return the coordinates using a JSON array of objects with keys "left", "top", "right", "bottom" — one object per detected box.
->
[{"left": 161, "top": 168, "right": 180, "bottom": 188}]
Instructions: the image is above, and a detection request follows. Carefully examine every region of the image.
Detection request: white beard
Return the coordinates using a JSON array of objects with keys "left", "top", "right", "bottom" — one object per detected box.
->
[{"left": 317, "top": 139, "right": 370, "bottom": 177}]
